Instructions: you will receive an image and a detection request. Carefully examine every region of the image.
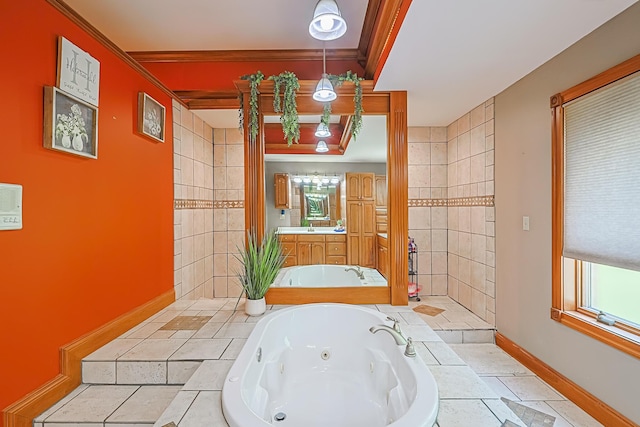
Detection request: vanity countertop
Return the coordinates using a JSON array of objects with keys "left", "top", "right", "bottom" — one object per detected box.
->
[
  {"left": 276, "top": 226, "right": 346, "bottom": 235},
  {"left": 377, "top": 233, "right": 387, "bottom": 239}
]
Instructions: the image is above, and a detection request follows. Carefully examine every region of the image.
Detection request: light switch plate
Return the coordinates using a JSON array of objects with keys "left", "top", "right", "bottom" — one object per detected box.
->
[
  {"left": 0, "top": 183, "right": 23, "bottom": 230},
  {"left": 522, "top": 216, "right": 530, "bottom": 231}
]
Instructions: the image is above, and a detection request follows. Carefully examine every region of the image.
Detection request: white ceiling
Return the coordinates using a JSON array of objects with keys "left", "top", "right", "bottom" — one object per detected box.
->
[{"left": 64, "top": 0, "right": 637, "bottom": 161}]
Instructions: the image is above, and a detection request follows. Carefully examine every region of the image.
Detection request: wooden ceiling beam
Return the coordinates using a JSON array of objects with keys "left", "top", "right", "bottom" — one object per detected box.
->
[{"left": 128, "top": 49, "right": 361, "bottom": 63}]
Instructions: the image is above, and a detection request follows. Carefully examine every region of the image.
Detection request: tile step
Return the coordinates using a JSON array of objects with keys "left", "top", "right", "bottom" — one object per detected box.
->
[{"left": 435, "top": 328, "right": 495, "bottom": 344}]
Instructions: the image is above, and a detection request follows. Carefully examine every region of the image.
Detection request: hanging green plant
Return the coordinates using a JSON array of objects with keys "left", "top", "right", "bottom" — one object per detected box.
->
[
  {"left": 320, "top": 102, "right": 331, "bottom": 128},
  {"left": 240, "top": 71, "right": 265, "bottom": 144},
  {"left": 329, "top": 71, "right": 364, "bottom": 140},
  {"left": 269, "top": 71, "right": 300, "bottom": 146}
]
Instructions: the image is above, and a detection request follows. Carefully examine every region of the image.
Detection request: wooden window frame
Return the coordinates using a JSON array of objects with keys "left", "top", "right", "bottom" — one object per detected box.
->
[{"left": 551, "top": 54, "right": 640, "bottom": 360}]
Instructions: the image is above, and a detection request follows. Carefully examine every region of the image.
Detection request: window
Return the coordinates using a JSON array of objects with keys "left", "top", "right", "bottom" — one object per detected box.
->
[{"left": 551, "top": 54, "right": 640, "bottom": 359}]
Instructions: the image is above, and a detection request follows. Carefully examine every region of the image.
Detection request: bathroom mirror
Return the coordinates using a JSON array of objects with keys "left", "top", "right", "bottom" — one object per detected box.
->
[{"left": 237, "top": 79, "right": 408, "bottom": 305}]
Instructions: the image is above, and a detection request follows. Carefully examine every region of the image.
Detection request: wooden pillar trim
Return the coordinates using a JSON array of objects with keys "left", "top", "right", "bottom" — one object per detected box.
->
[{"left": 388, "top": 91, "right": 409, "bottom": 305}]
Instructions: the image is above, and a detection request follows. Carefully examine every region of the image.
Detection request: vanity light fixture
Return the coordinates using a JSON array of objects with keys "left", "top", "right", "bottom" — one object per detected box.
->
[
  {"left": 312, "top": 46, "right": 337, "bottom": 102},
  {"left": 321, "top": 177, "right": 330, "bottom": 184},
  {"left": 330, "top": 176, "right": 340, "bottom": 184},
  {"left": 303, "top": 176, "right": 312, "bottom": 183},
  {"left": 315, "top": 122, "right": 331, "bottom": 137},
  {"left": 309, "top": 0, "right": 347, "bottom": 41},
  {"left": 315, "top": 140, "right": 329, "bottom": 153},
  {"left": 293, "top": 176, "right": 302, "bottom": 183}
]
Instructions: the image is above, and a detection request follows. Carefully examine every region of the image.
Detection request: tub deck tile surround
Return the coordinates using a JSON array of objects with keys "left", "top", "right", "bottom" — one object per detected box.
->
[{"left": 34, "top": 297, "right": 602, "bottom": 427}]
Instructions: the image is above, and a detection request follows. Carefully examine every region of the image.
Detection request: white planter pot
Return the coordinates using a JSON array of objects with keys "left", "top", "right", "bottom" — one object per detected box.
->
[{"left": 245, "top": 297, "right": 266, "bottom": 316}]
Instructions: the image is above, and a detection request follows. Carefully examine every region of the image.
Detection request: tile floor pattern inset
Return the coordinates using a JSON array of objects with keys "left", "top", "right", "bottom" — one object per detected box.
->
[{"left": 35, "top": 297, "right": 604, "bottom": 427}]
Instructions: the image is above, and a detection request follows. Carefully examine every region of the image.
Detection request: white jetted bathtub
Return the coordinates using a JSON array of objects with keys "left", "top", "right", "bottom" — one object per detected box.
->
[
  {"left": 222, "top": 304, "right": 439, "bottom": 427},
  {"left": 273, "top": 264, "right": 386, "bottom": 288}
]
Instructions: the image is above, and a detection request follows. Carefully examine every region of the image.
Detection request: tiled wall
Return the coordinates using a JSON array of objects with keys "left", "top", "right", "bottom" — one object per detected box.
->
[
  {"left": 407, "top": 127, "right": 449, "bottom": 295},
  {"left": 447, "top": 98, "right": 496, "bottom": 325},
  {"left": 172, "top": 101, "right": 215, "bottom": 300},
  {"left": 211, "top": 128, "right": 245, "bottom": 298}
]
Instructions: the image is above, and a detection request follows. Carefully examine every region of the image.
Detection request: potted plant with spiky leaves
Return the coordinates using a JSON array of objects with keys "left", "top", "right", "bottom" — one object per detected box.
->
[{"left": 235, "top": 229, "right": 284, "bottom": 316}]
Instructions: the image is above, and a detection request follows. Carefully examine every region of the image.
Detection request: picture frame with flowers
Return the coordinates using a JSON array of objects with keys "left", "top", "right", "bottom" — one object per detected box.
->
[
  {"left": 43, "top": 86, "right": 98, "bottom": 159},
  {"left": 137, "top": 92, "right": 165, "bottom": 143}
]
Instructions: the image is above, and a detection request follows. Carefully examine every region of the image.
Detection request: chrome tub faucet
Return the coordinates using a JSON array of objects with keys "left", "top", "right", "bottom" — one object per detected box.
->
[{"left": 345, "top": 265, "right": 365, "bottom": 279}]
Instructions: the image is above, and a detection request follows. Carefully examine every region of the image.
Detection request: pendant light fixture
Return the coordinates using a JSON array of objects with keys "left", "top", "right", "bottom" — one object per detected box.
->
[
  {"left": 315, "top": 140, "right": 329, "bottom": 153},
  {"left": 313, "top": 45, "right": 337, "bottom": 102},
  {"left": 315, "top": 122, "right": 331, "bottom": 137},
  {"left": 309, "top": 0, "right": 347, "bottom": 41}
]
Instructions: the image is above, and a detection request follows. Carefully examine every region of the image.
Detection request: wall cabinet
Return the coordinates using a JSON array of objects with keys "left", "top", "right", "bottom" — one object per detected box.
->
[
  {"left": 375, "top": 175, "right": 387, "bottom": 234},
  {"left": 376, "top": 234, "right": 388, "bottom": 279},
  {"left": 277, "top": 233, "right": 346, "bottom": 266},
  {"left": 346, "top": 173, "right": 375, "bottom": 200},
  {"left": 274, "top": 173, "right": 291, "bottom": 209}
]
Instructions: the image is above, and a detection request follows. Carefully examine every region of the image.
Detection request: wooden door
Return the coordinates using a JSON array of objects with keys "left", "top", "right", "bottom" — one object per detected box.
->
[
  {"left": 274, "top": 173, "right": 290, "bottom": 209},
  {"left": 360, "top": 234, "right": 376, "bottom": 268}
]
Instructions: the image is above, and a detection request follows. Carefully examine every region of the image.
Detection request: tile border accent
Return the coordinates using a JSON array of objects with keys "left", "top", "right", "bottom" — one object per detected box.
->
[
  {"left": 408, "top": 195, "right": 494, "bottom": 207},
  {"left": 174, "top": 199, "right": 214, "bottom": 209},
  {"left": 213, "top": 200, "right": 244, "bottom": 209}
]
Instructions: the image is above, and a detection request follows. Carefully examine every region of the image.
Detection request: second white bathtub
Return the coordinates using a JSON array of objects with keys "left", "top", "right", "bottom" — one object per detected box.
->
[{"left": 273, "top": 264, "right": 386, "bottom": 288}]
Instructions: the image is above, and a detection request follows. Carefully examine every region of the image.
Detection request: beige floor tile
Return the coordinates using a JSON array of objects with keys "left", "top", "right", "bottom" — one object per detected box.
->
[
  {"left": 107, "top": 385, "right": 182, "bottom": 423},
  {"left": 183, "top": 360, "right": 234, "bottom": 391},
  {"left": 154, "top": 390, "right": 198, "bottom": 427},
  {"left": 221, "top": 338, "right": 246, "bottom": 359},
  {"left": 449, "top": 344, "right": 533, "bottom": 376},
  {"left": 209, "top": 310, "right": 234, "bottom": 323},
  {"left": 84, "top": 339, "right": 143, "bottom": 361},
  {"left": 546, "top": 400, "right": 604, "bottom": 427},
  {"left": 44, "top": 385, "right": 138, "bottom": 423},
  {"left": 124, "top": 322, "right": 167, "bottom": 339},
  {"left": 425, "top": 342, "right": 466, "bottom": 365},
  {"left": 415, "top": 342, "right": 439, "bottom": 365},
  {"left": 214, "top": 322, "right": 256, "bottom": 339},
  {"left": 188, "top": 299, "right": 227, "bottom": 311},
  {"left": 191, "top": 322, "right": 225, "bottom": 339},
  {"left": 430, "top": 366, "right": 497, "bottom": 399},
  {"left": 119, "top": 339, "right": 188, "bottom": 361},
  {"left": 480, "top": 377, "right": 520, "bottom": 401},
  {"left": 178, "top": 391, "right": 228, "bottom": 426},
  {"left": 402, "top": 324, "right": 442, "bottom": 341},
  {"left": 168, "top": 361, "right": 202, "bottom": 384},
  {"left": 34, "top": 385, "right": 89, "bottom": 421},
  {"left": 168, "top": 338, "right": 232, "bottom": 360},
  {"left": 499, "top": 376, "right": 564, "bottom": 401},
  {"left": 437, "top": 399, "right": 502, "bottom": 426},
  {"left": 481, "top": 399, "right": 527, "bottom": 427}
]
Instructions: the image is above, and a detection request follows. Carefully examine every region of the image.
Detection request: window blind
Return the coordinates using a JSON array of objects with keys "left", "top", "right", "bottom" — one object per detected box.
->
[{"left": 563, "top": 71, "right": 640, "bottom": 272}]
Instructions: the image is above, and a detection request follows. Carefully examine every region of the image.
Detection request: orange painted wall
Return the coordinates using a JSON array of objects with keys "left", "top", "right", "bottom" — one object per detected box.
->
[
  {"left": 0, "top": 1, "right": 174, "bottom": 420},
  {"left": 141, "top": 60, "right": 365, "bottom": 91}
]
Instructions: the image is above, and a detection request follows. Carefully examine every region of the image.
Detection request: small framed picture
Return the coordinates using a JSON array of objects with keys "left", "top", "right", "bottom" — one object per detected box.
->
[
  {"left": 137, "top": 92, "right": 165, "bottom": 143},
  {"left": 43, "top": 86, "right": 98, "bottom": 159}
]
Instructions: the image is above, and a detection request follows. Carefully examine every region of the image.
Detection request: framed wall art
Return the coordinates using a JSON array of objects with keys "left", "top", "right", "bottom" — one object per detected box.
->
[
  {"left": 43, "top": 86, "right": 98, "bottom": 159},
  {"left": 137, "top": 92, "right": 165, "bottom": 143},
  {"left": 57, "top": 36, "right": 100, "bottom": 107}
]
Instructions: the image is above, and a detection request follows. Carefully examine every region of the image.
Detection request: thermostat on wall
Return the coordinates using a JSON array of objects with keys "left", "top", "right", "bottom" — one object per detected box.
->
[{"left": 0, "top": 183, "right": 22, "bottom": 230}]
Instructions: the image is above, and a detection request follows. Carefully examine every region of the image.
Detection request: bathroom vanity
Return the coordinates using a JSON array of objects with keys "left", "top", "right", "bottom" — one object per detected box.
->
[{"left": 276, "top": 227, "right": 347, "bottom": 266}]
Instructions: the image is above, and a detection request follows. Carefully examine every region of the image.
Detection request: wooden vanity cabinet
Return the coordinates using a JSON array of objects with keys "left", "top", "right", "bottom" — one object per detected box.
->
[
  {"left": 278, "top": 234, "right": 297, "bottom": 267},
  {"left": 376, "top": 234, "right": 388, "bottom": 279},
  {"left": 325, "top": 234, "right": 347, "bottom": 265},
  {"left": 297, "top": 235, "right": 325, "bottom": 265},
  {"left": 277, "top": 233, "right": 346, "bottom": 266},
  {"left": 274, "top": 173, "right": 291, "bottom": 209}
]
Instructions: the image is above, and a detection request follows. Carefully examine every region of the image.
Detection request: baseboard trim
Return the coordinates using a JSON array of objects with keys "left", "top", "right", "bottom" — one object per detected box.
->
[
  {"left": 2, "top": 289, "right": 175, "bottom": 427},
  {"left": 495, "top": 332, "right": 638, "bottom": 427}
]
